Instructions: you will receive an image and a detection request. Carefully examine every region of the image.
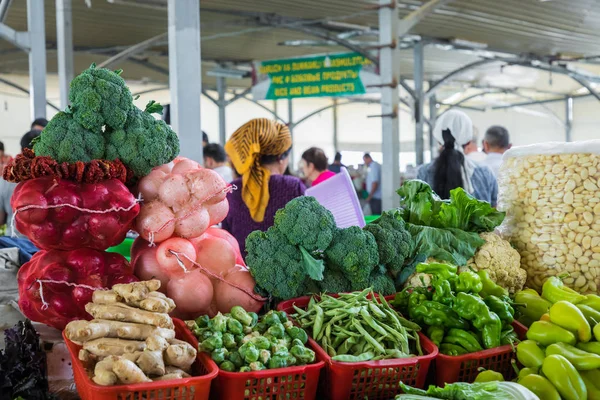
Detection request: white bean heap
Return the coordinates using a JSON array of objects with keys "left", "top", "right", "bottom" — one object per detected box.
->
[{"left": 499, "top": 152, "right": 600, "bottom": 293}]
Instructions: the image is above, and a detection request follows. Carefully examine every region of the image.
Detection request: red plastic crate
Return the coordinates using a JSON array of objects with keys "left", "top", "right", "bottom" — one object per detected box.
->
[
  {"left": 434, "top": 321, "right": 528, "bottom": 386},
  {"left": 181, "top": 322, "right": 325, "bottom": 400},
  {"left": 64, "top": 318, "right": 218, "bottom": 400},
  {"left": 277, "top": 295, "right": 438, "bottom": 400}
]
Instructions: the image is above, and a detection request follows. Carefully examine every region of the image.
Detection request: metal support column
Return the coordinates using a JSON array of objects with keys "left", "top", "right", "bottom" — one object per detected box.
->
[
  {"left": 288, "top": 98, "right": 295, "bottom": 167},
  {"left": 379, "top": 0, "right": 401, "bottom": 211},
  {"left": 27, "top": 0, "right": 46, "bottom": 120},
  {"left": 566, "top": 96, "right": 573, "bottom": 142},
  {"left": 56, "top": 0, "right": 73, "bottom": 109},
  {"left": 413, "top": 41, "right": 425, "bottom": 165},
  {"left": 217, "top": 76, "right": 227, "bottom": 145},
  {"left": 168, "top": 0, "right": 202, "bottom": 162},
  {"left": 429, "top": 89, "right": 437, "bottom": 159},
  {"left": 332, "top": 98, "right": 339, "bottom": 153}
]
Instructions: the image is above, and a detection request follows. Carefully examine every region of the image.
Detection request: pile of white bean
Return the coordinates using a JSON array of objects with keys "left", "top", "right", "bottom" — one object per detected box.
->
[{"left": 498, "top": 153, "right": 600, "bottom": 293}]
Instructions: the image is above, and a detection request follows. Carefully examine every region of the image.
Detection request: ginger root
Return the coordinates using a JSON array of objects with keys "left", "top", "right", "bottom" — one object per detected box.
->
[
  {"left": 66, "top": 320, "right": 111, "bottom": 344},
  {"left": 85, "top": 303, "right": 173, "bottom": 329},
  {"left": 112, "top": 358, "right": 152, "bottom": 384},
  {"left": 93, "top": 356, "right": 119, "bottom": 386},
  {"left": 164, "top": 340, "right": 197, "bottom": 371},
  {"left": 137, "top": 350, "right": 165, "bottom": 376},
  {"left": 67, "top": 319, "right": 175, "bottom": 342},
  {"left": 83, "top": 338, "right": 146, "bottom": 357},
  {"left": 153, "top": 367, "right": 191, "bottom": 381},
  {"left": 92, "top": 290, "right": 122, "bottom": 305},
  {"left": 112, "top": 280, "right": 161, "bottom": 303}
]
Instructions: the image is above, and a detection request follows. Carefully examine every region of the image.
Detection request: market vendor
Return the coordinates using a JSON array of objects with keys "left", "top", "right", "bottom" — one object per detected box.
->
[
  {"left": 222, "top": 118, "right": 305, "bottom": 253},
  {"left": 417, "top": 110, "right": 498, "bottom": 206},
  {"left": 300, "top": 147, "right": 336, "bottom": 187}
]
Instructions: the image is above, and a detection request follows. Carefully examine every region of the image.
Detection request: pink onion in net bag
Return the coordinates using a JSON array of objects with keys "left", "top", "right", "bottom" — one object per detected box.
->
[
  {"left": 11, "top": 177, "right": 140, "bottom": 251},
  {"left": 131, "top": 227, "right": 264, "bottom": 320},
  {"left": 135, "top": 158, "right": 231, "bottom": 244},
  {"left": 18, "top": 249, "right": 138, "bottom": 330}
]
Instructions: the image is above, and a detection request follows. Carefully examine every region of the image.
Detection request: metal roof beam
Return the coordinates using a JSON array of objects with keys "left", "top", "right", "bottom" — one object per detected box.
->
[
  {"left": 425, "top": 58, "right": 499, "bottom": 98},
  {"left": 398, "top": 0, "right": 454, "bottom": 37},
  {"left": 0, "top": 76, "right": 59, "bottom": 111},
  {"left": 0, "top": 0, "right": 13, "bottom": 22},
  {"left": 98, "top": 32, "right": 167, "bottom": 69},
  {"left": 0, "top": 22, "right": 30, "bottom": 51}
]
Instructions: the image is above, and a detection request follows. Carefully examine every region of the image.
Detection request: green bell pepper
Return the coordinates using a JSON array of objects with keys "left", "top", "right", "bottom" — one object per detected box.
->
[
  {"left": 542, "top": 275, "right": 586, "bottom": 304},
  {"left": 549, "top": 300, "right": 592, "bottom": 343},
  {"left": 576, "top": 304, "right": 600, "bottom": 326},
  {"left": 484, "top": 295, "right": 515, "bottom": 325},
  {"left": 500, "top": 326, "right": 519, "bottom": 346},
  {"left": 474, "top": 369, "right": 504, "bottom": 382},
  {"left": 452, "top": 292, "right": 501, "bottom": 349},
  {"left": 391, "top": 286, "right": 430, "bottom": 312},
  {"left": 514, "top": 289, "right": 551, "bottom": 321},
  {"left": 478, "top": 270, "right": 508, "bottom": 298},
  {"left": 595, "top": 323, "right": 600, "bottom": 342},
  {"left": 427, "top": 326, "right": 444, "bottom": 347},
  {"left": 432, "top": 278, "right": 454, "bottom": 305},
  {"left": 455, "top": 270, "right": 483, "bottom": 293},
  {"left": 576, "top": 341, "right": 600, "bottom": 356},
  {"left": 526, "top": 320, "right": 577, "bottom": 347},
  {"left": 580, "top": 370, "right": 600, "bottom": 400},
  {"left": 443, "top": 328, "right": 482, "bottom": 353},
  {"left": 518, "top": 367, "right": 539, "bottom": 380},
  {"left": 516, "top": 340, "right": 546, "bottom": 369},
  {"left": 581, "top": 294, "right": 600, "bottom": 312},
  {"left": 415, "top": 262, "right": 457, "bottom": 280},
  {"left": 518, "top": 374, "right": 561, "bottom": 400},
  {"left": 411, "top": 300, "right": 469, "bottom": 329},
  {"left": 546, "top": 342, "right": 600, "bottom": 370},
  {"left": 542, "top": 354, "right": 587, "bottom": 400},
  {"left": 439, "top": 343, "right": 468, "bottom": 356}
]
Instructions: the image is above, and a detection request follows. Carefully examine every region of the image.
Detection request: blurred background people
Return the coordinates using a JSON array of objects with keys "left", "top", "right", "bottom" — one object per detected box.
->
[
  {"left": 222, "top": 118, "right": 305, "bottom": 253},
  {"left": 464, "top": 128, "right": 486, "bottom": 163},
  {"left": 363, "top": 153, "right": 382, "bottom": 215},
  {"left": 482, "top": 125, "right": 511, "bottom": 176},
  {"left": 202, "top": 131, "right": 209, "bottom": 148},
  {"left": 417, "top": 110, "right": 498, "bottom": 205},
  {"left": 328, "top": 152, "right": 346, "bottom": 173},
  {"left": 30, "top": 118, "right": 47, "bottom": 131},
  {"left": 203, "top": 143, "right": 234, "bottom": 183},
  {"left": 301, "top": 147, "right": 335, "bottom": 187}
]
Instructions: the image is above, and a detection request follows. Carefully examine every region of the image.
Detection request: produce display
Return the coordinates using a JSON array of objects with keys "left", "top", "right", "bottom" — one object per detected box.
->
[
  {"left": 188, "top": 307, "right": 316, "bottom": 372},
  {"left": 11, "top": 176, "right": 139, "bottom": 250},
  {"left": 498, "top": 142, "right": 600, "bottom": 293},
  {"left": 392, "top": 262, "right": 518, "bottom": 355},
  {"left": 18, "top": 248, "right": 138, "bottom": 330},
  {"left": 64, "top": 280, "right": 198, "bottom": 385},
  {"left": 246, "top": 196, "right": 410, "bottom": 300},
  {"left": 510, "top": 273, "right": 600, "bottom": 400},
  {"left": 132, "top": 227, "right": 263, "bottom": 319},
  {"left": 290, "top": 289, "right": 423, "bottom": 362}
]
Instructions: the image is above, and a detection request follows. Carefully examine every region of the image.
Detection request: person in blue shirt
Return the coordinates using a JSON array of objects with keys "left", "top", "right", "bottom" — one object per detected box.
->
[
  {"left": 417, "top": 110, "right": 498, "bottom": 206},
  {"left": 363, "top": 153, "right": 383, "bottom": 215}
]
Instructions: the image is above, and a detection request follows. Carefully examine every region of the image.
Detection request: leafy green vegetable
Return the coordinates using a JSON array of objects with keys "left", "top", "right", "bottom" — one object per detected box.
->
[{"left": 397, "top": 381, "right": 534, "bottom": 400}]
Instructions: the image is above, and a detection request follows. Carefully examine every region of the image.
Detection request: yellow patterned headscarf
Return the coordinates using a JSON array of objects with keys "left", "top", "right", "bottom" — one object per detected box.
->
[{"left": 225, "top": 118, "right": 292, "bottom": 222}]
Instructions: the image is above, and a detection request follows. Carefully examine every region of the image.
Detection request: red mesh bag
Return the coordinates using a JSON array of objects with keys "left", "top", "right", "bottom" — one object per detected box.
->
[
  {"left": 11, "top": 177, "right": 140, "bottom": 250},
  {"left": 18, "top": 248, "right": 138, "bottom": 330}
]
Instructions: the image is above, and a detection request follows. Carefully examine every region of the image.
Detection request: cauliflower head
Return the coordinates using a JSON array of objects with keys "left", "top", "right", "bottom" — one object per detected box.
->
[{"left": 466, "top": 232, "right": 526, "bottom": 294}]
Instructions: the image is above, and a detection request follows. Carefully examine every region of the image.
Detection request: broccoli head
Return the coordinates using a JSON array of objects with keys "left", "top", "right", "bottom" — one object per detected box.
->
[
  {"left": 364, "top": 211, "right": 413, "bottom": 275},
  {"left": 273, "top": 196, "right": 336, "bottom": 252},
  {"left": 245, "top": 227, "right": 325, "bottom": 300},
  {"left": 69, "top": 63, "right": 133, "bottom": 131},
  {"left": 33, "top": 111, "right": 106, "bottom": 163},
  {"left": 105, "top": 102, "right": 180, "bottom": 177},
  {"left": 318, "top": 267, "right": 352, "bottom": 294},
  {"left": 367, "top": 272, "right": 396, "bottom": 296},
  {"left": 325, "top": 226, "right": 379, "bottom": 288}
]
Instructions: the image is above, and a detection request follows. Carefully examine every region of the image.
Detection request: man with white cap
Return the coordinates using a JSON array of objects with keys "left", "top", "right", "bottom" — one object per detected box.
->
[{"left": 417, "top": 110, "right": 498, "bottom": 206}]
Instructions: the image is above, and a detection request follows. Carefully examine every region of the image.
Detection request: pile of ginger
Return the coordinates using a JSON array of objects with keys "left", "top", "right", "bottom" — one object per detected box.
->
[{"left": 64, "top": 280, "right": 197, "bottom": 386}]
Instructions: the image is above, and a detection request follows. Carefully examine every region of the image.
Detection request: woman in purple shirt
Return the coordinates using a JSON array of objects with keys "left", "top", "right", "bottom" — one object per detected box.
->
[{"left": 223, "top": 119, "right": 306, "bottom": 254}]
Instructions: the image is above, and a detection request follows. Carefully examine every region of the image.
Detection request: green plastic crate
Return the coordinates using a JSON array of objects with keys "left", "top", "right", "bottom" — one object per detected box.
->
[
  {"left": 364, "top": 215, "right": 381, "bottom": 224},
  {"left": 106, "top": 237, "right": 134, "bottom": 261}
]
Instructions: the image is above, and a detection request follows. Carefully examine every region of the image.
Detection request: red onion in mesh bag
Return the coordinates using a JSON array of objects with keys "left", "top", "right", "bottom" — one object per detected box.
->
[
  {"left": 11, "top": 177, "right": 139, "bottom": 251},
  {"left": 17, "top": 249, "right": 138, "bottom": 330}
]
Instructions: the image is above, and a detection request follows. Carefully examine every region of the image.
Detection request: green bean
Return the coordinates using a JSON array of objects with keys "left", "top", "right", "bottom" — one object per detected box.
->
[
  {"left": 312, "top": 305, "right": 324, "bottom": 339},
  {"left": 414, "top": 331, "right": 423, "bottom": 356},
  {"left": 353, "top": 320, "right": 386, "bottom": 354},
  {"left": 368, "top": 301, "right": 387, "bottom": 319},
  {"left": 308, "top": 296, "right": 316, "bottom": 309},
  {"left": 331, "top": 333, "right": 348, "bottom": 349},
  {"left": 293, "top": 304, "right": 308, "bottom": 317},
  {"left": 333, "top": 326, "right": 360, "bottom": 337},
  {"left": 360, "top": 307, "right": 387, "bottom": 336},
  {"left": 394, "top": 314, "right": 422, "bottom": 331},
  {"left": 337, "top": 336, "right": 357, "bottom": 355},
  {"left": 332, "top": 351, "right": 375, "bottom": 363}
]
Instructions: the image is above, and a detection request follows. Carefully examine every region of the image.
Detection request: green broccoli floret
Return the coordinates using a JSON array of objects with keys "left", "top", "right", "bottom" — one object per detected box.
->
[
  {"left": 273, "top": 196, "right": 336, "bottom": 252},
  {"left": 33, "top": 112, "right": 105, "bottom": 163},
  {"left": 364, "top": 211, "right": 413, "bottom": 275},
  {"left": 325, "top": 226, "right": 379, "bottom": 289},
  {"left": 367, "top": 272, "right": 396, "bottom": 295},
  {"left": 105, "top": 101, "right": 180, "bottom": 177},
  {"left": 318, "top": 267, "right": 352, "bottom": 294},
  {"left": 246, "top": 227, "right": 325, "bottom": 300},
  {"left": 69, "top": 63, "right": 133, "bottom": 131}
]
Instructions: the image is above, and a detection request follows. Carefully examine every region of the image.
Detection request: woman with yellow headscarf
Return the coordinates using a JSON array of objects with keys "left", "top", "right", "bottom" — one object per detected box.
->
[{"left": 222, "top": 118, "right": 306, "bottom": 253}]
